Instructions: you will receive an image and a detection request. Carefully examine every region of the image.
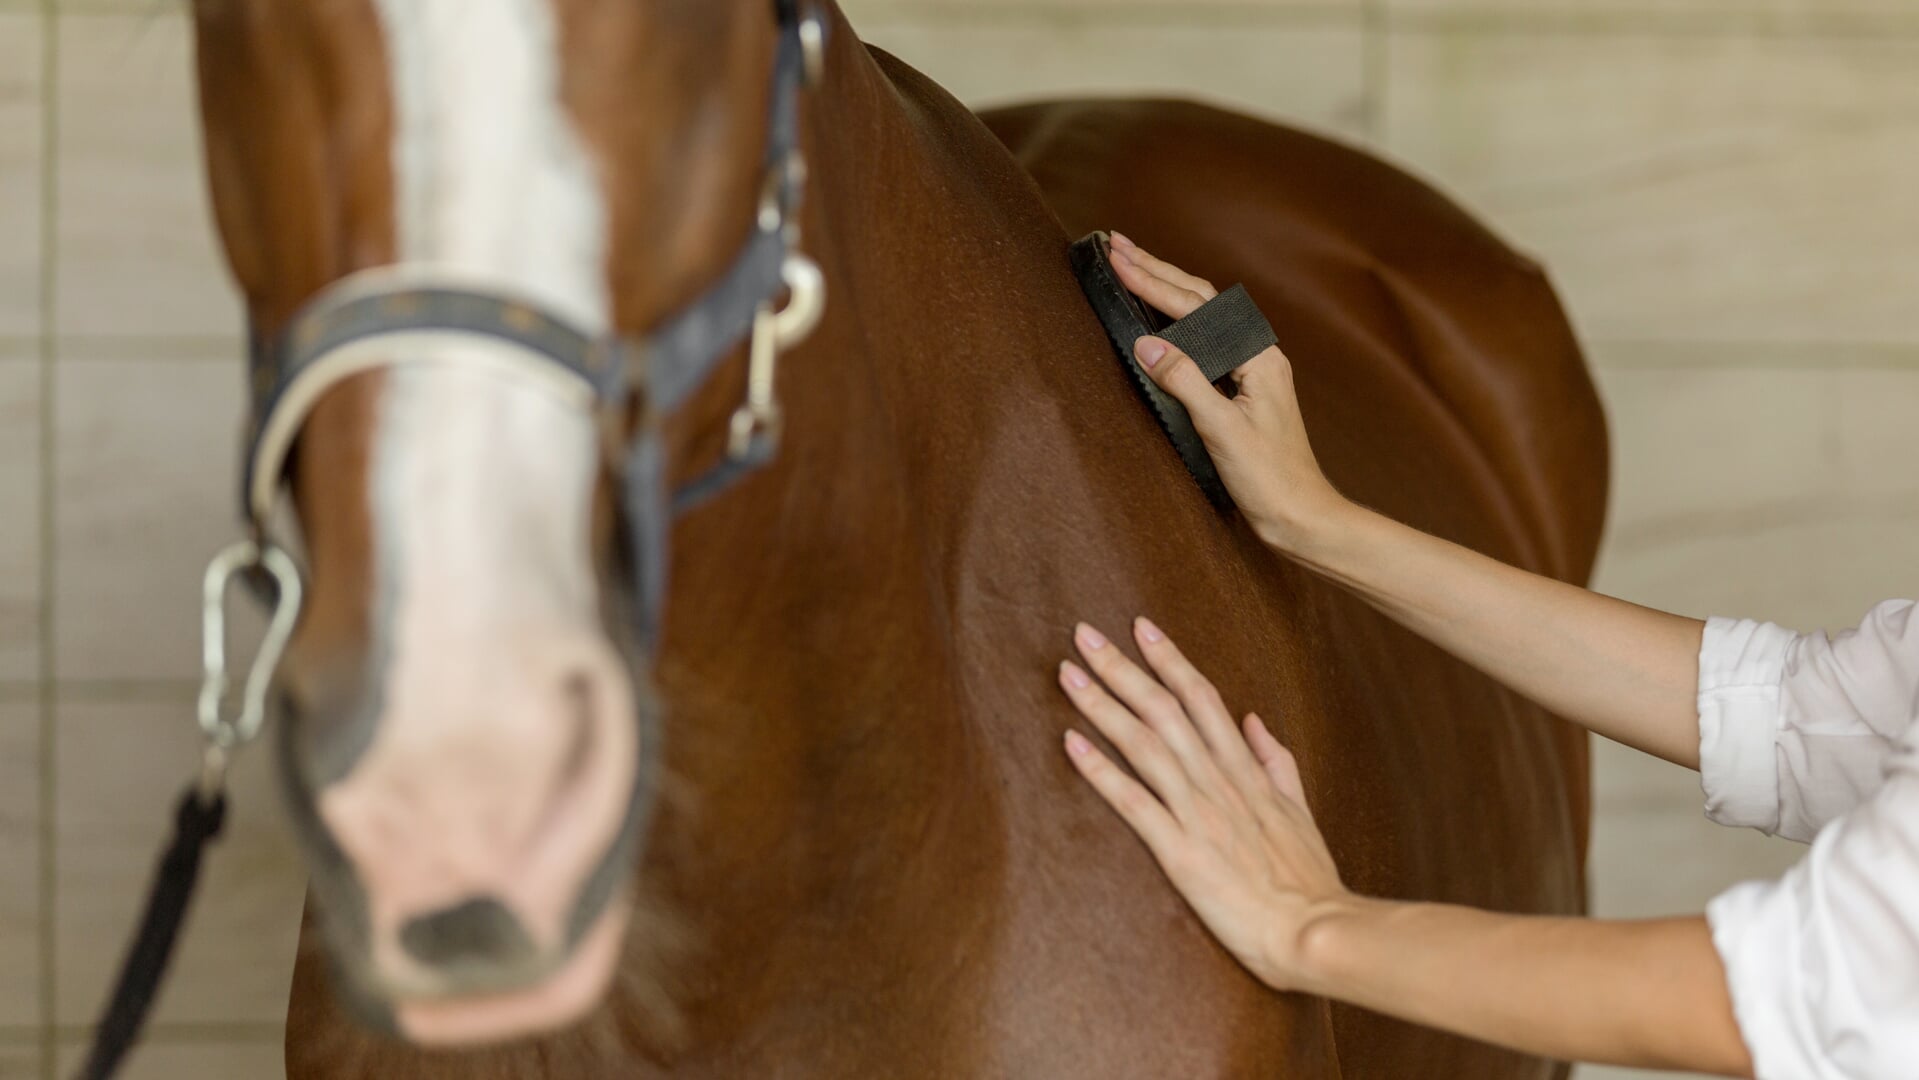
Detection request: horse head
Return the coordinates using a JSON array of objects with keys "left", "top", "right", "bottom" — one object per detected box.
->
[{"left": 188, "top": 0, "right": 824, "bottom": 1045}]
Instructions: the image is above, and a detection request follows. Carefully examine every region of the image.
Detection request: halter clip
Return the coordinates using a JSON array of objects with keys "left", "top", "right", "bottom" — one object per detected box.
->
[
  {"left": 728, "top": 253, "right": 824, "bottom": 461},
  {"left": 196, "top": 541, "right": 303, "bottom": 792}
]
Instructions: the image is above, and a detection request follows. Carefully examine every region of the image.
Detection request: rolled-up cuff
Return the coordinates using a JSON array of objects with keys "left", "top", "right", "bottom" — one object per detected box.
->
[
  {"left": 1698, "top": 617, "right": 1796, "bottom": 834},
  {"left": 1707, "top": 876, "right": 1818, "bottom": 1080}
]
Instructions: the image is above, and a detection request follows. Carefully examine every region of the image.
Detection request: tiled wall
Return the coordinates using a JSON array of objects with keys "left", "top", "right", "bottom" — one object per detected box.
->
[{"left": 1, "top": 1, "right": 1914, "bottom": 1078}]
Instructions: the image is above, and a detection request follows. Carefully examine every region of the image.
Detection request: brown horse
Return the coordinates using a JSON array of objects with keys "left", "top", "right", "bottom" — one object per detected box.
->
[{"left": 184, "top": 0, "right": 1604, "bottom": 1076}]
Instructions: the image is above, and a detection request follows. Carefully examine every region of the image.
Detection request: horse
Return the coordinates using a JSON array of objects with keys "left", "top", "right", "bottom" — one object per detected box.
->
[{"left": 181, "top": 0, "right": 1606, "bottom": 1075}]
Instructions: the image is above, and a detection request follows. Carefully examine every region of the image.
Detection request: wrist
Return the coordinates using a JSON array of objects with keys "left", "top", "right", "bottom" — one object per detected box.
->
[
  {"left": 1282, "top": 893, "right": 1390, "bottom": 998},
  {"left": 1254, "top": 489, "right": 1364, "bottom": 566}
]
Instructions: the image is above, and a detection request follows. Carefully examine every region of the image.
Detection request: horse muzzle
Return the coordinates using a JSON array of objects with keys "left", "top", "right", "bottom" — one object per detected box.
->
[{"left": 271, "top": 644, "right": 659, "bottom": 1044}]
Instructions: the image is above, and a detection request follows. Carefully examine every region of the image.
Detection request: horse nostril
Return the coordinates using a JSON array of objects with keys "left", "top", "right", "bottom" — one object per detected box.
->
[
  {"left": 557, "top": 670, "right": 599, "bottom": 789},
  {"left": 399, "top": 897, "right": 538, "bottom": 973}
]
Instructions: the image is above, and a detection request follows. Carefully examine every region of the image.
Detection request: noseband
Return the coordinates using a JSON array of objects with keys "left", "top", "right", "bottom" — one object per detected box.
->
[{"left": 78, "top": 6, "right": 829, "bottom": 1076}]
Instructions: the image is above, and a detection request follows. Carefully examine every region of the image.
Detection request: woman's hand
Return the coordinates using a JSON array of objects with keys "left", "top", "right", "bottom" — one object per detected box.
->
[
  {"left": 1108, "top": 233, "right": 1346, "bottom": 553},
  {"left": 1054, "top": 621, "right": 1756, "bottom": 1075},
  {"left": 1057, "top": 616, "right": 1352, "bottom": 992}
]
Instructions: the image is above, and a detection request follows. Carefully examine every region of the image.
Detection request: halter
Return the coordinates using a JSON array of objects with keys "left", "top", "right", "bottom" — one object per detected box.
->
[
  {"left": 238, "top": 0, "right": 826, "bottom": 655},
  {"left": 78, "top": 6, "right": 829, "bottom": 1077}
]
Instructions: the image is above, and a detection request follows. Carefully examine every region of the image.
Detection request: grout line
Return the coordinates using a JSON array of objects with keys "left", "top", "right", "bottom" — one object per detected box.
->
[
  {"left": 36, "top": 0, "right": 59, "bottom": 1075},
  {"left": 48, "top": 336, "right": 246, "bottom": 363},
  {"left": 862, "top": 2, "right": 1356, "bottom": 17},
  {"left": 10, "top": 682, "right": 250, "bottom": 707},
  {"left": 1384, "top": 6, "right": 1919, "bottom": 39},
  {"left": 50, "top": 1022, "right": 287, "bottom": 1044},
  {"left": 1587, "top": 339, "right": 1919, "bottom": 371},
  {"left": 855, "top": 3, "right": 1362, "bottom": 30},
  {"left": 32, "top": 0, "right": 1919, "bottom": 35},
  {"left": 29, "top": 680, "right": 199, "bottom": 701}
]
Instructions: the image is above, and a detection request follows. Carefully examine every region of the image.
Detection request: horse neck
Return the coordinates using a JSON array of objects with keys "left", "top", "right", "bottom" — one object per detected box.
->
[
  {"left": 635, "top": 27, "right": 1085, "bottom": 1052},
  {"left": 661, "top": 26, "right": 1083, "bottom": 784}
]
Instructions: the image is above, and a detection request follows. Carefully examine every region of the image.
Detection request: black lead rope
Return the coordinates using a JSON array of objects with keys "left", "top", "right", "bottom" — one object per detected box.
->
[{"left": 75, "top": 787, "right": 229, "bottom": 1080}]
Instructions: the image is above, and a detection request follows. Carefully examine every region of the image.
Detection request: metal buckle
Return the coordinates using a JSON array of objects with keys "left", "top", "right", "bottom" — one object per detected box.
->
[
  {"left": 758, "top": 153, "right": 810, "bottom": 237},
  {"left": 799, "top": 12, "right": 827, "bottom": 88},
  {"left": 728, "top": 303, "right": 786, "bottom": 461},
  {"left": 196, "top": 540, "right": 303, "bottom": 796},
  {"left": 727, "top": 253, "right": 826, "bottom": 462}
]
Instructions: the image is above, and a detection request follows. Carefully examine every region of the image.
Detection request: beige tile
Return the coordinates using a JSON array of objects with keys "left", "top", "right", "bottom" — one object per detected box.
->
[
  {"left": 52, "top": 0, "right": 193, "bottom": 10},
  {"left": 55, "top": 696, "right": 304, "bottom": 1028},
  {"left": 844, "top": 0, "right": 1355, "bottom": 12},
  {"left": 1588, "top": 792, "right": 1804, "bottom": 920},
  {"left": 57, "top": 1039, "right": 284, "bottom": 1080},
  {"left": 1382, "top": 31, "right": 1919, "bottom": 344},
  {"left": 1592, "top": 507, "right": 1919, "bottom": 634},
  {"left": 1588, "top": 344, "right": 1919, "bottom": 629},
  {"left": 1589, "top": 731, "right": 1699, "bottom": 812},
  {"left": 52, "top": 356, "right": 256, "bottom": 682},
  {"left": 1588, "top": 732, "right": 1804, "bottom": 922},
  {"left": 0, "top": 363, "right": 39, "bottom": 683},
  {"left": 857, "top": 16, "right": 1370, "bottom": 139},
  {"left": 55, "top": 12, "right": 242, "bottom": 341},
  {"left": 0, "top": 12, "right": 43, "bottom": 339},
  {"left": 1573, "top": 1066, "right": 1712, "bottom": 1080},
  {"left": 1836, "top": 367, "right": 1919, "bottom": 502},
  {"left": 1389, "top": 0, "right": 1919, "bottom": 26},
  {"left": 1591, "top": 357, "right": 1837, "bottom": 539},
  {"left": 1588, "top": 737, "right": 1799, "bottom": 952},
  {"left": 0, "top": 1045, "right": 42, "bottom": 1080},
  {"left": 0, "top": 700, "right": 40, "bottom": 1028}
]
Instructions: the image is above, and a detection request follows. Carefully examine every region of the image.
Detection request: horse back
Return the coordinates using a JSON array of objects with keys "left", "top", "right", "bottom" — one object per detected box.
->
[
  {"left": 976, "top": 98, "right": 1603, "bottom": 1080},
  {"left": 985, "top": 99, "right": 1607, "bottom": 587}
]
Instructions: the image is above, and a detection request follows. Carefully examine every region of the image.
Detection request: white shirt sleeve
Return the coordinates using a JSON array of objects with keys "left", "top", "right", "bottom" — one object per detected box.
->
[
  {"left": 1707, "top": 745, "right": 1919, "bottom": 1078},
  {"left": 1697, "top": 600, "right": 1919, "bottom": 842},
  {"left": 1696, "top": 600, "right": 1919, "bottom": 1077}
]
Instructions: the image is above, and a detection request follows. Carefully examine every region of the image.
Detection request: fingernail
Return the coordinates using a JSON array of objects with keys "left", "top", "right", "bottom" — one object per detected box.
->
[
  {"left": 1135, "top": 337, "right": 1169, "bottom": 370},
  {"left": 1111, "top": 231, "right": 1135, "bottom": 249},
  {"left": 1135, "top": 616, "right": 1166, "bottom": 644},
  {"left": 1075, "top": 623, "right": 1109, "bottom": 650},
  {"left": 1112, "top": 246, "right": 1136, "bottom": 266},
  {"left": 1060, "top": 661, "right": 1091, "bottom": 690},
  {"left": 1065, "top": 730, "right": 1094, "bottom": 757}
]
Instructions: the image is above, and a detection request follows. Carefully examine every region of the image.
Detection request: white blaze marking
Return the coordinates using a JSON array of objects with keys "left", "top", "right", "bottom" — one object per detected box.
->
[
  {"left": 322, "top": 0, "right": 640, "bottom": 982},
  {"left": 368, "top": 0, "right": 608, "bottom": 633}
]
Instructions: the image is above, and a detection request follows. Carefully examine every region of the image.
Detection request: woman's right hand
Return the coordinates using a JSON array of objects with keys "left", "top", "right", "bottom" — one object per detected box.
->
[{"left": 1108, "top": 232, "right": 1346, "bottom": 553}]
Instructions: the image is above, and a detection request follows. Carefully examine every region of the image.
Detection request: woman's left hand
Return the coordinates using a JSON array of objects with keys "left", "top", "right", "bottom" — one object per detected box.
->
[{"left": 1059, "top": 618, "right": 1351, "bottom": 992}]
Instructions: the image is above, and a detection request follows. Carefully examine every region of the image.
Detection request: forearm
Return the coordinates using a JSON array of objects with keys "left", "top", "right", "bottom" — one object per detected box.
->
[
  {"left": 1296, "top": 900, "right": 1752, "bottom": 1076},
  {"left": 1280, "top": 504, "right": 1706, "bottom": 768}
]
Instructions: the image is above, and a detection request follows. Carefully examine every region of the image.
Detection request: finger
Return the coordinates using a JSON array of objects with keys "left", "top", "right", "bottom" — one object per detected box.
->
[
  {"left": 1133, "top": 337, "right": 1233, "bottom": 433},
  {"left": 1110, "top": 234, "right": 1220, "bottom": 303},
  {"left": 1063, "top": 729, "right": 1185, "bottom": 855},
  {"left": 1232, "top": 344, "right": 1292, "bottom": 388},
  {"left": 1245, "top": 714, "right": 1310, "bottom": 810},
  {"left": 1131, "top": 618, "right": 1268, "bottom": 785},
  {"left": 1059, "top": 660, "right": 1193, "bottom": 807},
  {"left": 1074, "top": 623, "right": 1215, "bottom": 776},
  {"left": 1111, "top": 248, "right": 1209, "bottom": 320}
]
